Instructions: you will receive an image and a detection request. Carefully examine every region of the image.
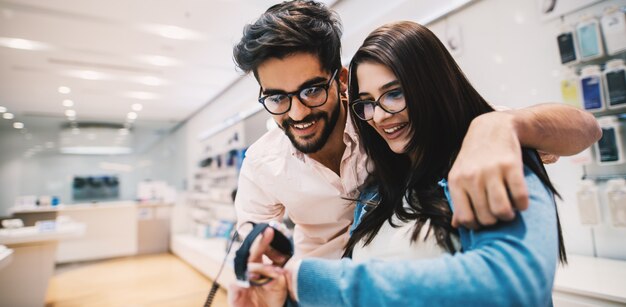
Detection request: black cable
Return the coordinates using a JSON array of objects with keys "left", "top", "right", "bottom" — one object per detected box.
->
[{"left": 203, "top": 229, "right": 240, "bottom": 307}]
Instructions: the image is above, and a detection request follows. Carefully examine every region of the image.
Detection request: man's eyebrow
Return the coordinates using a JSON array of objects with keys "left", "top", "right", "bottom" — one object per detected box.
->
[{"left": 261, "top": 76, "right": 328, "bottom": 95}]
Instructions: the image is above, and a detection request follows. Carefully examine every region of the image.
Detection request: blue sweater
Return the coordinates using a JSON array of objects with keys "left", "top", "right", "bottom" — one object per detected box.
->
[{"left": 296, "top": 165, "right": 560, "bottom": 306}]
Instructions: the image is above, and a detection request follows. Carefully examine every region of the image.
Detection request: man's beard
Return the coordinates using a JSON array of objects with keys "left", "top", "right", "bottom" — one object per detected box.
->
[{"left": 281, "top": 100, "right": 340, "bottom": 154}]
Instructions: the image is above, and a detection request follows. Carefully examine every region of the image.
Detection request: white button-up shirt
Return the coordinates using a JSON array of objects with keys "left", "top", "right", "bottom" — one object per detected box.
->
[{"left": 235, "top": 113, "right": 369, "bottom": 259}]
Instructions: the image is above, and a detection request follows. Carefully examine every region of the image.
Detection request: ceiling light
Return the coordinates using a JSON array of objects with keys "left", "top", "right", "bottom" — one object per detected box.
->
[
  {"left": 131, "top": 103, "right": 143, "bottom": 111},
  {"left": 0, "top": 106, "right": 6, "bottom": 113},
  {"left": 3, "top": 112, "right": 14, "bottom": 119},
  {"left": 0, "top": 37, "right": 50, "bottom": 50},
  {"left": 138, "top": 24, "right": 205, "bottom": 41},
  {"left": 60, "top": 146, "right": 132, "bottom": 155},
  {"left": 65, "top": 109, "right": 76, "bottom": 117},
  {"left": 65, "top": 70, "right": 109, "bottom": 81},
  {"left": 134, "top": 76, "right": 166, "bottom": 86},
  {"left": 62, "top": 99, "right": 74, "bottom": 107},
  {"left": 137, "top": 55, "right": 181, "bottom": 67},
  {"left": 13, "top": 122, "right": 24, "bottom": 129},
  {"left": 125, "top": 91, "right": 159, "bottom": 100},
  {"left": 58, "top": 86, "right": 71, "bottom": 94},
  {"left": 127, "top": 112, "right": 138, "bottom": 120}
]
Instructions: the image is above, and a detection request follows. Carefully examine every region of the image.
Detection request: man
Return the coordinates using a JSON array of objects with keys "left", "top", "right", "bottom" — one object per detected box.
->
[{"left": 232, "top": 0, "right": 600, "bottom": 259}]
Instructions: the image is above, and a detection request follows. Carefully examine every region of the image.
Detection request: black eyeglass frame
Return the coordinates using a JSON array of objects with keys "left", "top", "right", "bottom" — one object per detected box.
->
[
  {"left": 350, "top": 88, "right": 407, "bottom": 121},
  {"left": 257, "top": 69, "right": 338, "bottom": 115}
]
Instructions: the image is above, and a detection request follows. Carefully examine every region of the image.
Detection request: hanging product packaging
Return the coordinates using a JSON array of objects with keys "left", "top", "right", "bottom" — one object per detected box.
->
[
  {"left": 576, "top": 180, "right": 601, "bottom": 225},
  {"left": 601, "top": 7, "right": 626, "bottom": 55},
  {"left": 557, "top": 26, "right": 579, "bottom": 65},
  {"left": 595, "top": 116, "right": 623, "bottom": 165},
  {"left": 605, "top": 178, "right": 626, "bottom": 228},
  {"left": 580, "top": 65, "right": 605, "bottom": 112},
  {"left": 604, "top": 59, "right": 626, "bottom": 109},
  {"left": 576, "top": 16, "right": 604, "bottom": 61},
  {"left": 561, "top": 68, "right": 582, "bottom": 108}
]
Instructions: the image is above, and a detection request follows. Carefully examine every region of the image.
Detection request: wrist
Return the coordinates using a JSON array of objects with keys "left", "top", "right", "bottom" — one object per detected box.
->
[{"left": 284, "top": 258, "right": 301, "bottom": 302}]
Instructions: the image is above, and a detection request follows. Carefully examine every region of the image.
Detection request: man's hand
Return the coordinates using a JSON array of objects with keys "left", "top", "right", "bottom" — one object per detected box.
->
[
  {"left": 228, "top": 228, "right": 289, "bottom": 307},
  {"left": 448, "top": 111, "right": 529, "bottom": 229}
]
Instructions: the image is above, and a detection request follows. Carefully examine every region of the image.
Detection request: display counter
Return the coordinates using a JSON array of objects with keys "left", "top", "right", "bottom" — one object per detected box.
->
[
  {"left": 0, "top": 245, "right": 13, "bottom": 271},
  {"left": 10, "top": 201, "right": 172, "bottom": 263},
  {"left": 553, "top": 255, "right": 626, "bottom": 306},
  {"left": 0, "top": 223, "right": 85, "bottom": 307}
]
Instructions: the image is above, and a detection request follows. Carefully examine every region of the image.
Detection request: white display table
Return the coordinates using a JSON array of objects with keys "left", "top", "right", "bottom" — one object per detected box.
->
[
  {"left": 553, "top": 255, "right": 626, "bottom": 306},
  {"left": 0, "top": 245, "right": 13, "bottom": 271},
  {"left": 0, "top": 223, "right": 85, "bottom": 307},
  {"left": 11, "top": 201, "right": 171, "bottom": 263}
]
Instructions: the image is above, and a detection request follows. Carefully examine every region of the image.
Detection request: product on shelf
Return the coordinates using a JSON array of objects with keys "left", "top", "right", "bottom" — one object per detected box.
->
[
  {"left": 604, "top": 59, "right": 626, "bottom": 109},
  {"left": 595, "top": 116, "right": 623, "bottom": 165},
  {"left": 576, "top": 179, "right": 602, "bottom": 225},
  {"left": 561, "top": 67, "right": 582, "bottom": 108},
  {"left": 605, "top": 178, "right": 626, "bottom": 228},
  {"left": 580, "top": 65, "right": 606, "bottom": 112},
  {"left": 576, "top": 16, "right": 605, "bottom": 61},
  {"left": 600, "top": 7, "right": 626, "bottom": 55},
  {"left": 557, "top": 26, "right": 579, "bottom": 65}
]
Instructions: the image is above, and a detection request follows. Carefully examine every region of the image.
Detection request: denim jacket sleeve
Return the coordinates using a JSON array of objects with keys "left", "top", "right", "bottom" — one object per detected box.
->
[
  {"left": 296, "top": 165, "right": 560, "bottom": 307},
  {"left": 349, "top": 187, "right": 380, "bottom": 236}
]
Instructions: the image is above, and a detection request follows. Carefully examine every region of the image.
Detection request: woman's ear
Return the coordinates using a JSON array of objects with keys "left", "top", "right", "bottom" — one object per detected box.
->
[{"left": 339, "top": 66, "right": 349, "bottom": 94}]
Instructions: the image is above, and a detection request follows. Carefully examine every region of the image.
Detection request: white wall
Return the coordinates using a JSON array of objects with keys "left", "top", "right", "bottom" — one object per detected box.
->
[
  {"left": 178, "top": 0, "right": 626, "bottom": 259},
  {"left": 0, "top": 125, "right": 187, "bottom": 216}
]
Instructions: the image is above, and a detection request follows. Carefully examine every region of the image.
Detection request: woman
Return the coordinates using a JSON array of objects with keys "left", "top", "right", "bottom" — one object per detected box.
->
[{"left": 232, "top": 21, "right": 565, "bottom": 307}]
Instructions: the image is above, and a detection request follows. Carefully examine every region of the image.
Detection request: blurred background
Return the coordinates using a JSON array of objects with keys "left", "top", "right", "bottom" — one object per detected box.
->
[{"left": 0, "top": 0, "right": 625, "bottom": 306}]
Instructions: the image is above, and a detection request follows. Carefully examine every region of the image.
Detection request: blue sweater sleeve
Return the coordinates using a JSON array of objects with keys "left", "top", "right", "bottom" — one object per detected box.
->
[{"left": 296, "top": 166, "right": 559, "bottom": 307}]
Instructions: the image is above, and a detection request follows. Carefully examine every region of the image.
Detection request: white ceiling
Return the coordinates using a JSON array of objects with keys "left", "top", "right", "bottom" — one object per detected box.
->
[
  {"left": 0, "top": 0, "right": 327, "bottom": 127},
  {"left": 0, "top": 0, "right": 462, "bottom": 155}
]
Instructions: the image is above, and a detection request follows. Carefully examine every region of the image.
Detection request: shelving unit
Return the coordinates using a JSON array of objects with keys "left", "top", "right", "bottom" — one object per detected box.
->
[{"left": 171, "top": 108, "right": 270, "bottom": 282}]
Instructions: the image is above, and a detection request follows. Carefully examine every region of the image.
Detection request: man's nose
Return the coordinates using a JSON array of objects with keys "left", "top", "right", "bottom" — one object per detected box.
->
[{"left": 287, "top": 96, "right": 312, "bottom": 121}]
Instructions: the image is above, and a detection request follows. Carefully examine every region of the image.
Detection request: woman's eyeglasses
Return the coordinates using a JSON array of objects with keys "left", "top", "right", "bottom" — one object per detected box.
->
[
  {"left": 351, "top": 88, "right": 407, "bottom": 121},
  {"left": 258, "top": 70, "right": 338, "bottom": 115}
]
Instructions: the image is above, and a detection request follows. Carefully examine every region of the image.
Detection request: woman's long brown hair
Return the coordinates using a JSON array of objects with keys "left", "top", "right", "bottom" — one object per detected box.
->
[{"left": 344, "top": 21, "right": 566, "bottom": 263}]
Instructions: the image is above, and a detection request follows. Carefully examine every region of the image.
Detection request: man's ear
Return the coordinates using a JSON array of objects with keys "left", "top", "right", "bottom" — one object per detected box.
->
[{"left": 338, "top": 66, "right": 349, "bottom": 93}]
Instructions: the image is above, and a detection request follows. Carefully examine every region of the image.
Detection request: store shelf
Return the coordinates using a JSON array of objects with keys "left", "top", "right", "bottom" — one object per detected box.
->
[
  {"left": 553, "top": 255, "right": 626, "bottom": 305},
  {"left": 170, "top": 234, "right": 236, "bottom": 286},
  {"left": 0, "top": 223, "right": 86, "bottom": 245},
  {"left": 0, "top": 246, "right": 13, "bottom": 271}
]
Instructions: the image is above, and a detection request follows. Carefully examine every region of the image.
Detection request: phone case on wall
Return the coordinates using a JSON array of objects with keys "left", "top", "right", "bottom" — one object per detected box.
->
[
  {"left": 576, "top": 181, "right": 601, "bottom": 225},
  {"left": 557, "top": 31, "right": 579, "bottom": 64},
  {"left": 601, "top": 9, "right": 626, "bottom": 55},
  {"left": 576, "top": 19, "right": 604, "bottom": 60},
  {"left": 606, "top": 179, "right": 626, "bottom": 228},
  {"left": 605, "top": 68, "right": 626, "bottom": 109},
  {"left": 581, "top": 74, "right": 605, "bottom": 112}
]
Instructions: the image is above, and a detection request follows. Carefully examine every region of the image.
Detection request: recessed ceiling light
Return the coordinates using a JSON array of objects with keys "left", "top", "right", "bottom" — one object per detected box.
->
[
  {"left": 125, "top": 91, "right": 159, "bottom": 100},
  {"left": 131, "top": 103, "right": 143, "bottom": 111},
  {"left": 0, "top": 106, "right": 6, "bottom": 113},
  {"left": 127, "top": 112, "right": 138, "bottom": 120},
  {"left": 137, "top": 55, "right": 181, "bottom": 67},
  {"left": 62, "top": 99, "right": 74, "bottom": 107},
  {"left": 65, "top": 109, "right": 76, "bottom": 117},
  {"left": 3, "top": 112, "right": 14, "bottom": 119},
  {"left": 58, "top": 86, "right": 71, "bottom": 94},
  {"left": 0, "top": 37, "right": 51, "bottom": 50},
  {"left": 134, "top": 76, "right": 166, "bottom": 86},
  {"left": 13, "top": 122, "right": 24, "bottom": 129},
  {"left": 138, "top": 24, "right": 205, "bottom": 41}
]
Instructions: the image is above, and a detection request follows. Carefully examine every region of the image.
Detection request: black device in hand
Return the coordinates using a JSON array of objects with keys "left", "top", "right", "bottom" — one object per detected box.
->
[
  {"left": 203, "top": 221, "right": 293, "bottom": 307},
  {"left": 234, "top": 221, "right": 294, "bottom": 287}
]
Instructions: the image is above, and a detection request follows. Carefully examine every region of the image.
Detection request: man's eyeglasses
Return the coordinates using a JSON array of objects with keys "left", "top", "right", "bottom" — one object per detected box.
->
[
  {"left": 258, "top": 70, "right": 338, "bottom": 115},
  {"left": 351, "top": 88, "right": 407, "bottom": 121}
]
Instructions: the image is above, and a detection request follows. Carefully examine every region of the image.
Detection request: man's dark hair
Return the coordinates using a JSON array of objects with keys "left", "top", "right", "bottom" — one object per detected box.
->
[{"left": 233, "top": 0, "right": 343, "bottom": 79}]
